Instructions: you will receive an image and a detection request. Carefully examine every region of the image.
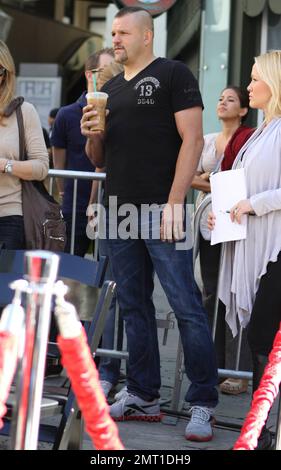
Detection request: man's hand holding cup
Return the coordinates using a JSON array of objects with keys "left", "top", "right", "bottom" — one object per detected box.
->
[{"left": 81, "top": 104, "right": 103, "bottom": 138}]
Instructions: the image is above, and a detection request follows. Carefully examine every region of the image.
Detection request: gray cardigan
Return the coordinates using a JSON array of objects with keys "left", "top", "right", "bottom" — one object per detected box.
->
[{"left": 219, "top": 118, "right": 281, "bottom": 336}]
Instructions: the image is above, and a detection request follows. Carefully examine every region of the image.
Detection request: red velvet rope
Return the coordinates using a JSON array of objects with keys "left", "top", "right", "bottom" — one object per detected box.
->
[
  {"left": 234, "top": 325, "right": 281, "bottom": 450},
  {"left": 0, "top": 331, "right": 18, "bottom": 428},
  {"left": 57, "top": 328, "right": 124, "bottom": 450}
]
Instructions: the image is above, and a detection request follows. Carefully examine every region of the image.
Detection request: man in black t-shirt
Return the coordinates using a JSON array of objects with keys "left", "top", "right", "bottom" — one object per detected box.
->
[{"left": 81, "top": 6, "right": 218, "bottom": 443}]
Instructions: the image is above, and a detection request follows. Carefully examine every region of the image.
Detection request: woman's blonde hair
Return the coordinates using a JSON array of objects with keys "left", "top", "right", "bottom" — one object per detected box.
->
[
  {"left": 0, "top": 40, "right": 16, "bottom": 123},
  {"left": 255, "top": 50, "right": 281, "bottom": 123}
]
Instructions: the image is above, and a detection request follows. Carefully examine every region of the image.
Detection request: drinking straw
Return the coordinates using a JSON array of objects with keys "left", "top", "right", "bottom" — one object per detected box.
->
[
  {"left": 85, "top": 71, "right": 93, "bottom": 92},
  {"left": 92, "top": 72, "right": 97, "bottom": 92}
]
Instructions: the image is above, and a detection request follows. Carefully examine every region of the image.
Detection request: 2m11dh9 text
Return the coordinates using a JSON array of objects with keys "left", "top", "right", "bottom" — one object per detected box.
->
[{"left": 90, "top": 454, "right": 191, "bottom": 466}]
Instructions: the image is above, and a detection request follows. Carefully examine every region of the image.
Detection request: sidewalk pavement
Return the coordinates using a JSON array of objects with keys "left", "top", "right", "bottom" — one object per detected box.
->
[
  {"left": 0, "top": 274, "right": 278, "bottom": 451},
  {"left": 83, "top": 274, "right": 279, "bottom": 451},
  {"left": 81, "top": 326, "right": 277, "bottom": 451}
]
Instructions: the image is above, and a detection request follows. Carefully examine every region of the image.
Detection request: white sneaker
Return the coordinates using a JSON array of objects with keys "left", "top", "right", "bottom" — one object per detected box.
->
[
  {"left": 114, "top": 385, "right": 128, "bottom": 401},
  {"left": 185, "top": 406, "right": 215, "bottom": 442},
  {"left": 110, "top": 392, "right": 161, "bottom": 421},
  {"left": 99, "top": 380, "right": 113, "bottom": 398}
]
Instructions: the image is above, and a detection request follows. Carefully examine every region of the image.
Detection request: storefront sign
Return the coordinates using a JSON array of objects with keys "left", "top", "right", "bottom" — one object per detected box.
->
[
  {"left": 114, "top": 1, "right": 177, "bottom": 16},
  {"left": 17, "top": 77, "right": 61, "bottom": 129}
]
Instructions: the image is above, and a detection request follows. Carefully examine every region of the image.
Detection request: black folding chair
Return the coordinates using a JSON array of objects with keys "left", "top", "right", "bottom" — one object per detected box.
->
[{"left": 0, "top": 249, "right": 116, "bottom": 449}]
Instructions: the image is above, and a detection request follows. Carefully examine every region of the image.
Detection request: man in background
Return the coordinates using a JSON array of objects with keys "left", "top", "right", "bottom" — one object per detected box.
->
[{"left": 52, "top": 49, "right": 114, "bottom": 256}]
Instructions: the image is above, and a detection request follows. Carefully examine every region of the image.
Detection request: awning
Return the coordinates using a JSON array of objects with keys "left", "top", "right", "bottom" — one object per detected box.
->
[
  {"left": 0, "top": 3, "right": 102, "bottom": 69},
  {"left": 243, "top": 0, "right": 281, "bottom": 17}
]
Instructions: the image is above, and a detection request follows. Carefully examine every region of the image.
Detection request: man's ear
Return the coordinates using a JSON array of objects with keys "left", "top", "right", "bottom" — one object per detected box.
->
[{"left": 144, "top": 29, "right": 153, "bottom": 46}]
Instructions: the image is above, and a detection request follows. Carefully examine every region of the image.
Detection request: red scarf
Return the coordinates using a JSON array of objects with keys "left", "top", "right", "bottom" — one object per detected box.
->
[{"left": 221, "top": 125, "right": 255, "bottom": 171}]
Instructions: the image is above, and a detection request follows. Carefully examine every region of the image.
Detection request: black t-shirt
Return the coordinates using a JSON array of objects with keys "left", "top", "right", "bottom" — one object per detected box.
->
[{"left": 102, "top": 58, "right": 203, "bottom": 205}]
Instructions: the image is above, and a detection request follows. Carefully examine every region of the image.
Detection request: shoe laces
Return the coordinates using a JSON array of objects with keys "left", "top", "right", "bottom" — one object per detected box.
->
[
  {"left": 190, "top": 406, "right": 212, "bottom": 425},
  {"left": 115, "top": 390, "right": 132, "bottom": 404}
]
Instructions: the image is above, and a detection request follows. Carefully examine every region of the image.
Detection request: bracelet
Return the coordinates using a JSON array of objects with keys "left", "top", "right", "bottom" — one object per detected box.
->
[{"left": 4, "top": 160, "right": 13, "bottom": 174}]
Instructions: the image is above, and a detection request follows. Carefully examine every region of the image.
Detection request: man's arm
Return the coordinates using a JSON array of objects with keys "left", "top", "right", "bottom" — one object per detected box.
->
[
  {"left": 161, "top": 106, "right": 204, "bottom": 242},
  {"left": 81, "top": 104, "right": 106, "bottom": 168},
  {"left": 169, "top": 106, "right": 203, "bottom": 202},
  {"left": 88, "top": 167, "right": 105, "bottom": 207},
  {"left": 52, "top": 147, "right": 66, "bottom": 199}
]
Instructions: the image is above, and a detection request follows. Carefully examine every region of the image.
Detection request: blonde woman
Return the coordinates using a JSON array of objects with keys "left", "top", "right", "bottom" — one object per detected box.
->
[
  {"left": 0, "top": 40, "right": 48, "bottom": 249},
  {"left": 192, "top": 87, "right": 253, "bottom": 396},
  {"left": 208, "top": 50, "right": 281, "bottom": 449}
]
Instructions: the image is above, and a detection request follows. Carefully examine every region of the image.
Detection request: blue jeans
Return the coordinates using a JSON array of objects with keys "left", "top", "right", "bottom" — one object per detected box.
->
[
  {"left": 0, "top": 216, "right": 25, "bottom": 249},
  {"left": 106, "top": 207, "right": 218, "bottom": 407},
  {"left": 98, "top": 237, "right": 124, "bottom": 385}
]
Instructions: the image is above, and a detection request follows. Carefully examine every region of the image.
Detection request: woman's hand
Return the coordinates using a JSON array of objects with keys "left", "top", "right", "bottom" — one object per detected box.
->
[
  {"left": 207, "top": 211, "right": 216, "bottom": 231},
  {"left": 0, "top": 158, "right": 8, "bottom": 173},
  {"left": 199, "top": 172, "right": 210, "bottom": 181},
  {"left": 230, "top": 199, "right": 254, "bottom": 224},
  {"left": 207, "top": 211, "right": 216, "bottom": 230}
]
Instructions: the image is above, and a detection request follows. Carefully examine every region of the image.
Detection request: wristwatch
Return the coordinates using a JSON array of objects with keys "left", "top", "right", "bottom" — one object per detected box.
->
[{"left": 4, "top": 160, "right": 13, "bottom": 174}]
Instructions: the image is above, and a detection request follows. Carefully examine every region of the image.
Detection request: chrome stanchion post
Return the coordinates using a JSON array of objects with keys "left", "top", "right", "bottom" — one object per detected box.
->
[
  {"left": 11, "top": 250, "right": 59, "bottom": 450},
  {"left": 70, "top": 179, "right": 78, "bottom": 255},
  {"left": 275, "top": 385, "right": 281, "bottom": 450},
  {"left": 93, "top": 180, "right": 102, "bottom": 262},
  {"left": 235, "top": 325, "right": 243, "bottom": 371},
  {"left": 211, "top": 244, "right": 224, "bottom": 341}
]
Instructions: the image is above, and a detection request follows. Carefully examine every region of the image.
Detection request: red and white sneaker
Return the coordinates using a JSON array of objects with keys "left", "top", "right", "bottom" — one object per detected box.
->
[
  {"left": 185, "top": 406, "right": 215, "bottom": 442},
  {"left": 110, "top": 392, "right": 161, "bottom": 422},
  {"left": 114, "top": 385, "right": 127, "bottom": 401}
]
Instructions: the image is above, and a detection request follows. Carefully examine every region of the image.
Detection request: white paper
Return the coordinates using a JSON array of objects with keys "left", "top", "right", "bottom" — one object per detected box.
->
[{"left": 210, "top": 169, "right": 247, "bottom": 245}]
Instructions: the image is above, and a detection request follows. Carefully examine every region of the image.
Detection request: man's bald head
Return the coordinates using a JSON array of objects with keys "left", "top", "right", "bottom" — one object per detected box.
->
[{"left": 115, "top": 6, "right": 154, "bottom": 34}]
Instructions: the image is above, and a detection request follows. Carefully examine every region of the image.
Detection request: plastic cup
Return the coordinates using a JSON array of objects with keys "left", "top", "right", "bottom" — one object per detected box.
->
[{"left": 86, "top": 91, "right": 108, "bottom": 132}]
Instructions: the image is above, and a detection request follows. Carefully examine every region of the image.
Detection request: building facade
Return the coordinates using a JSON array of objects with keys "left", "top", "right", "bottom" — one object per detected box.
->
[
  {"left": 1, "top": 0, "right": 280, "bottom": 132},
  {"left": 167, "top": 0, "right": 281, "bottom": 132}
]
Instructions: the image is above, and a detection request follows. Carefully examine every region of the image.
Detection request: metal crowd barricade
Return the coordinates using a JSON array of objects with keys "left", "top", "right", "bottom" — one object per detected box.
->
[
  {"left": 169, "top": 198, "right": 253, "bottom": 414},
  {"left": 48, "top": 169, "right": 105, "bottom": 257},
  {"left": 48, "top": 169, "right": 128, "bottom": 364},
  {"left": 47, "top": 169, "right": 173, "bottom": 362},
  {"left": 48, "top": 171, "right": 253, "bottom": 387}
]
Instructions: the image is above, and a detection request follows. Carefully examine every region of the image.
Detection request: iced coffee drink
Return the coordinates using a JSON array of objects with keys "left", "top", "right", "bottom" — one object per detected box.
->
[{"left": 86, "top": 91, "right": 108, "bottom": 132}]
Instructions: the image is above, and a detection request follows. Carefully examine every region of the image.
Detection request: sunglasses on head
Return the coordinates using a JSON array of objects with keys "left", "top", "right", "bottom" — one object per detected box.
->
[
  {"left": 89, "top": 67, "right": 104, "bottom": 73},
  {"left": 0, "top": 67, "right": 6, "bottom": 77}
]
